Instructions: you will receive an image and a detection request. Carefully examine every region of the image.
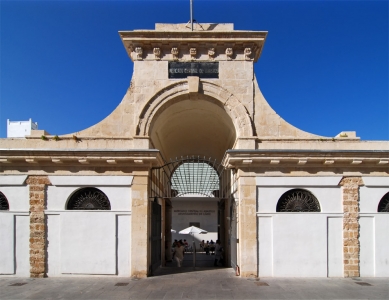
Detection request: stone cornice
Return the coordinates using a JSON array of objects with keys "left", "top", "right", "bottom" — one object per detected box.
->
[
  {"left": 0, "top": 149, "right": 164, "bottom": 168},
  {"left": 119, "top": 30, "right": 267, "bottom": 62},
  {"left": 223, "top": 149, "right": 389, "bottom": 169}
]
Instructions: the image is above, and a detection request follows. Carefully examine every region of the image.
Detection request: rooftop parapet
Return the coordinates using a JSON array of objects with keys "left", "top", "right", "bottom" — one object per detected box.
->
[{"left": 119, "top": 23, "right": 267, "bottom": 62}]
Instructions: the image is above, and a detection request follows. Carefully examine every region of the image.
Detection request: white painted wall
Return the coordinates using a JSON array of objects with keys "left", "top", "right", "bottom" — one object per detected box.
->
[
  {"left": 45, "top": 175, "right": 132, "bottom": 276},
  {"left": 0, "top": 176, "right": 30, "bottom": 276},
  {"left": 171, "top": 197, "right": 218, "bottom": 247},
  {"left": 257, "top": 177, "right": 343, "bottom": 277},
  {"left": 7, "top": 119, "right": 38, "bottom": 138},
  {"left": 359, "top": 178, "right": 389, "bottom": 277}
]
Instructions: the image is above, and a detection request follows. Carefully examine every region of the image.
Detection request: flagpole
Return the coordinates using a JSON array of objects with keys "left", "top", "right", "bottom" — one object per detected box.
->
[{"left": 190, "top": 0, "right": 193, "bottom": 31}]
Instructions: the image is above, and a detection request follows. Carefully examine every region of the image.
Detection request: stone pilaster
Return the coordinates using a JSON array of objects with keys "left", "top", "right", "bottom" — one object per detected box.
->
[
  {"left": 237, "top": 171, "right": 257, "bottom": 277},
  {"left": 165, "top": 204, "right": 173, "bottom": 262},
  {"left": 339, "top": 176, "right": 363, "bottom": 277},
  {"left": 26, "top": 175, "right": 51, "bottom": 278},
  {"left": 130, "top": 171, "right": 149, "bottom": 278}
]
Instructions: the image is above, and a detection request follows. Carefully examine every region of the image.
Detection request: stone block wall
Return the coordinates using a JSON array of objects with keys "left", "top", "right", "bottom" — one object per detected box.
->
[
  {"left": 26, "top": 176, "right": 51, "bottom": 278},
  {"left": 340, "top": 177, "right": 363, "bottom": 277}
]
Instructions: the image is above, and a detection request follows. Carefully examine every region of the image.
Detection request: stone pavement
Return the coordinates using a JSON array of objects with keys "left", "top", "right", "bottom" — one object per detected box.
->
[{"left": 1, "top": 266, "right": 388, "bottom": 300}]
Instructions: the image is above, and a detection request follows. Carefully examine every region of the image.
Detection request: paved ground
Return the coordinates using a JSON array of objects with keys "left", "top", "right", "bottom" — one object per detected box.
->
[{"left": 1, "top": 254, "right": 388, "bottom": 299}]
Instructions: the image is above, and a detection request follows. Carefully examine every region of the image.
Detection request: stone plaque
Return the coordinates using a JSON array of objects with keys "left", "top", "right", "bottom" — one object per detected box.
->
[{"left": 168, "top": 62, "right": 219, "bottom": 79}]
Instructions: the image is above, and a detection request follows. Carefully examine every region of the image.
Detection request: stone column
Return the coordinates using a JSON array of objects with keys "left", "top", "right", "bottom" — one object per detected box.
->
[
  {"left": 237, "top": 170, "right": 257, "bottom": 277},
  {"left": 339, "top": 176, "right": 363, "bottom": 278},
  {"left": 26, "top": 175, "right": 51, "bottom": 278},
  {"left": 130, "top": 170, "right": 150, "bottom": 278}
]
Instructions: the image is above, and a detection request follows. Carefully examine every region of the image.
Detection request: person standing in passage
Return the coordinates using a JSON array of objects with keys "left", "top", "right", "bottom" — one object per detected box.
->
[
  {"left": 174, "top": 241, "right": 185, "bottom": 267},
  {"left": 214, "top": 240, "right": 223, "bottom": 267}
]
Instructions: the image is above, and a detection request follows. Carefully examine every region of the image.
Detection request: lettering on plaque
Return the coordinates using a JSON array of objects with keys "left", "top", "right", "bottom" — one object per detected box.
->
[
  {"left": 173, "top": 209, "right": 216, "bottom": 216},
  {"left": 168, "top": 62, "right": 219, "bottom": 79}
]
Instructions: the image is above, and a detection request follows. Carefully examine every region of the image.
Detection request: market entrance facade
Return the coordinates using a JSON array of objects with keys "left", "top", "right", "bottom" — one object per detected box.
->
[
  {"left": 149, "top": 156, "right": 233, "bottom": 272},
  {"left": 1, "top": 23, "right": 388, "bottom": 279}
]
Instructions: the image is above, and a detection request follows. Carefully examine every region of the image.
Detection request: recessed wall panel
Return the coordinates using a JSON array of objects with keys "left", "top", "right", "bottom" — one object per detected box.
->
[
  {"left": 60, "top": 212, "right": 116, "bottom": 274},
  {"left": 327, "top": 217, "right": 343, "bottom": 277}
]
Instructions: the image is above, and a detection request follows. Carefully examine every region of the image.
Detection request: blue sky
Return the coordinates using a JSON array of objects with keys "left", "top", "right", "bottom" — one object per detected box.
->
[{"left": 1, "top": 0, "right": 388, "bottom": 140}]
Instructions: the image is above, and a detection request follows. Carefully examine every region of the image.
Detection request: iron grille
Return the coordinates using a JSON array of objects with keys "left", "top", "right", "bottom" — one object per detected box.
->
[
  {"left": 0, "top": 191, "right": 9, "bottom": 210},
  {"left": 150, "top": 156, "right": 231, "bottom": 199},
  {"left": 66, "top": 187, "right": 111, "bottom": 210},
  {"left": 276, "top": 189, "right": 321, "bottom": 212},
  {"left": 378, "top": 192, "right": 389, "bottom": 212}
]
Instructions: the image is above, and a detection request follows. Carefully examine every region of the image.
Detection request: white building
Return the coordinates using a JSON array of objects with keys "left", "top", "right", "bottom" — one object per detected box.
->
[
  {"left": 0, "top": 23, "right": 388, "bottom": 279},
  {"left": 7, "top": 119, "right": 38, "bottom": 138}
]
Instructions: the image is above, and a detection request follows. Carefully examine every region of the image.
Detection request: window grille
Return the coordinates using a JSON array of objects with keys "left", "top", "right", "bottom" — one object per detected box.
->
[
  {"left": 0, "top": 191, "right": 9, "bottom": 210},
  {"left": 66, "top": 187, "right": 111, "bottom": 210},
  {"left": 378, "top": 192, "right": 389, "bottom": 212},
  {"left": 276, "top": 189, "right": 321, "bottom": 212}
]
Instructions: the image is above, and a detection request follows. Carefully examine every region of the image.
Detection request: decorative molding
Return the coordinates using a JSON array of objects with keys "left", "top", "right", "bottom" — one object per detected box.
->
[
  {"left": 171, "top": 48, "right": 179, "bottom": 61},
  {"left": 120, "top": 30, "right": 267, "bottom": 62},
  {"left": 244, "top": 47, "right": 252, "bottom": 61},
  {"left": 351, "top": 160, "right": 362, "bottom": 164},
  {"left": 153, "top": 48, "right": 161, "bottom": 60},
  {"left": 324, "top": 160, "right": 335, "bottom": 164},
  {"left": 226, "top": 48, "right": 233, "bottom": 60},
  {"left": 208, "top": 48, "right": 216, "bottom": 60},
  {"left": 190, "top": 48, "right": 197, "bottom": 60},
  {"left": 135, "top": 47, "right": 143, "bottom": 60}
]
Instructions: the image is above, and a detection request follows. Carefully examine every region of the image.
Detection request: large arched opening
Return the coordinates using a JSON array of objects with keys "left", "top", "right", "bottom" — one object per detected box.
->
[{"left": 145, "top": 87, "right": 240, "bottom": 273}]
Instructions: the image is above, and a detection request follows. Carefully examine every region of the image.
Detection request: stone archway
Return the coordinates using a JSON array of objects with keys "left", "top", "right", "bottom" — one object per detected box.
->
[
  {"left": 137, "top": 79, "right": 254, "bottom": 138},
  {"left": 136, "top": 79, "right": 254, "bottom": 163}
]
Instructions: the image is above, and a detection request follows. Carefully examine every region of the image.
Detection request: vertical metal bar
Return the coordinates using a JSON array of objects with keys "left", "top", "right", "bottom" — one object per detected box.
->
[{"left": 190, "top": 0, "right": 193, "bottom": 31}]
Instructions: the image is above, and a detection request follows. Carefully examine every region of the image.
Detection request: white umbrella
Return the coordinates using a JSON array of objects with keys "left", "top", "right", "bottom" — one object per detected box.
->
[
  {"left": 178, "top": 226, "right": 207, "bottom": 268},
  {"left": 179, "top": 225, "right": 207, "bottom": 235},
  {"left": 171, "top": 229, "right": 176, "bottom": 233}
]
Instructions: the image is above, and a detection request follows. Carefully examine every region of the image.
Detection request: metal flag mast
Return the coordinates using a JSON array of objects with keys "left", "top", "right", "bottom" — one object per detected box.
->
[
  {"left": 186, "top": 0, "right": 203, "bottom": 31},
  {"left": 190, "top": 0, "right": 193, "bottom": 31}
]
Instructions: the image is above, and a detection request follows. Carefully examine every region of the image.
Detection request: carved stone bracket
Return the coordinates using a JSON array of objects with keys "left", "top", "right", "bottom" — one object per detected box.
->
[
  {"left": 244, "top": 48, "right": 252, "bottom": 61},
  {"left": 171, "top": 48, "right": 179, "bottom": 61},
  {"left": 120, "top": 29, "right": 267, "bottom": 62},
  {"left": 135, "top": 47, "right": 143, "bottom": 60},
  {"left": 153, "top": 48, "right": 161, "bottom": 60},
  {"left": 190, "top": 48, "right": 197, "bottom": 60},
  {"left": 226, "top": 48, "right": 233, "bottom": 60},
  {"left": 208, "top": 48, "right": 216, "bottom": 60}
]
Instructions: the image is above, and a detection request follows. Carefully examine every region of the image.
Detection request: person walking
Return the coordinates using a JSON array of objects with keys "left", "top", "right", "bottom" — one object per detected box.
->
[
  {"left": 174, "top": 241, "right": 185, "bottom": 267},
  {"left": 214, "top": 240, "right": 223, "bottom": 267}
]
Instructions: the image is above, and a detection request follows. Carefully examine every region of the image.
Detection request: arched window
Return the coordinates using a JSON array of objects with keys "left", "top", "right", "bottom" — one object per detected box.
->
[
  {"left": 276, "top": 189, "right": 321, "bottom": 212},
  {"left": 66, "top": 187, "right": 111, "bottom": 210},
  {"left": 170, "top": 161, "right": 219, "bottom": 197},
  {"left": 0, "top": 191, "right": 10, "bottom": 210},
  {"left": 378, "top": 192, "right": 389, "bottom": 212}
]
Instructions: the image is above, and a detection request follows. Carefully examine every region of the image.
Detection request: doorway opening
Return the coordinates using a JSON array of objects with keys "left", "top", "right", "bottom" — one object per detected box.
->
[{"left": 150, "top": 156, "right": 232, "bottom": 274}]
